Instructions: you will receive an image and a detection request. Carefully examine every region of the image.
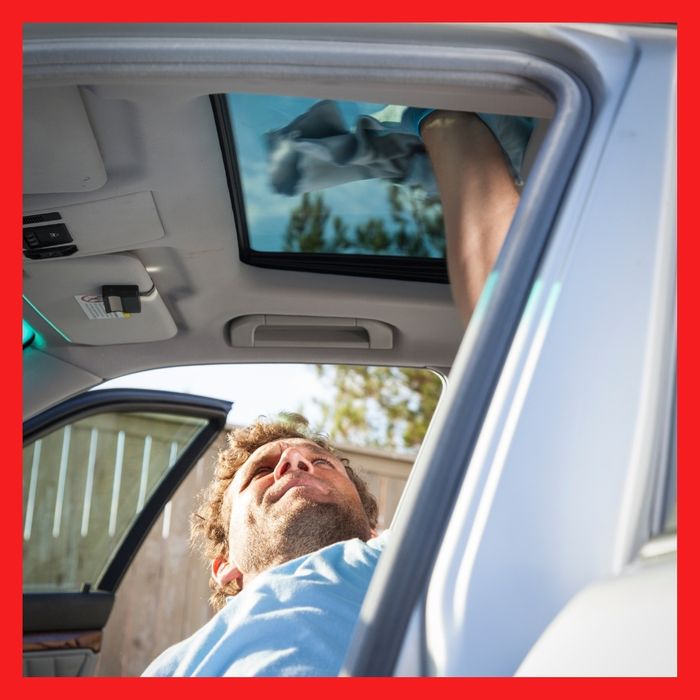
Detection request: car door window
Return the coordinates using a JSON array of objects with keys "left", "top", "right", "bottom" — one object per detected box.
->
[{"left": 23, "top": 410, "right": 208, "bottom": 593}]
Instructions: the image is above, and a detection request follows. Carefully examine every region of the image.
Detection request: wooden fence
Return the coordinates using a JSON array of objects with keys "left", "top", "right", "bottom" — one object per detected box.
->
[{"left": 23, "top": 412, "right": 207, "bottom": 588}]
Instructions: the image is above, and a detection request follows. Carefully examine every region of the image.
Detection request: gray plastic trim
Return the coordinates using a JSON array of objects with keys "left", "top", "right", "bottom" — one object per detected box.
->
[
  {"left": 24, "top": 649, "right": 99, "bottom": 677},
  {"left": 23, "top": 32, "right": 555, "bottom": 121},
  {"left": 23, "top": 591, "right": 114, "bottom": 634},
  {"left": 229, "top": 314, "right": 394, "bottom": 350}
]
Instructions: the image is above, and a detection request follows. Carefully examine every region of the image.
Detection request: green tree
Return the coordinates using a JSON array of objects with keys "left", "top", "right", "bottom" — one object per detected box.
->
[
  {"left": 283, "top": 184, "right": 444, "bottom": 257},
  {"left": 284, "top": 183, "right": 446, "bottom": 452},
  {"left": 313, "top": 365, "right": 443, "bottom": 453},
  {"left": 284, "top": 192, "right": 329, "bottom": 253}
]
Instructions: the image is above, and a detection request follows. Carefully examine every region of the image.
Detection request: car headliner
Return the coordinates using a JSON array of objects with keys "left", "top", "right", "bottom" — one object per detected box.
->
[{"left": 22, "top": 23, "right": 556, "bottom": 419}]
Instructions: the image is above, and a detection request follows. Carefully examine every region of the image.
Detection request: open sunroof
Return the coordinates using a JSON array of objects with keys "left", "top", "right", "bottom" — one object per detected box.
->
[{"left": 212, "top": 92, "right": 449, "bottom": 283}]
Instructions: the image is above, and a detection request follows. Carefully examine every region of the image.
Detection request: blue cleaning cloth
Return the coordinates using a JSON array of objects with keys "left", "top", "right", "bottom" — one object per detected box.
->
[
  {"left": 265, "top": 100, "right": 438, "bottom": 196},
  {"left": 141, "top": 532, "right": 389, "bottom": 677},
  {"left": 265, "top": 101, "right": 534, "bottom": 197}
]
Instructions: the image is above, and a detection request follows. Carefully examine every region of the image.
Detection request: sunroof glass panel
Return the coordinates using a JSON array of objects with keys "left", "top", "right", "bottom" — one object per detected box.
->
[{"left": 226, "top": 93, "right": 446, "bottom": 259}]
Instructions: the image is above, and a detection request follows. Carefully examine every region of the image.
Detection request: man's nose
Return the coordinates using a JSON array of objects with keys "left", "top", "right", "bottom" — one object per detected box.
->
[{"left": 273, "top": 447, "right": 312, "bottom": 480}]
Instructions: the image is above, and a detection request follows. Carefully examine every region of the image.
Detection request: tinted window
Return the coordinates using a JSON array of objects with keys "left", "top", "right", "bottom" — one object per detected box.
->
[{"left": 225, "top": 93, "right": 445, "bottom": 259}]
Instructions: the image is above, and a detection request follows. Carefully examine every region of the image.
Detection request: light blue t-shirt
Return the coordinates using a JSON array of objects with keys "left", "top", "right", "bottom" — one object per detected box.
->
[{"left": 142, "top": 531, "right": 388, "bottom": 677}]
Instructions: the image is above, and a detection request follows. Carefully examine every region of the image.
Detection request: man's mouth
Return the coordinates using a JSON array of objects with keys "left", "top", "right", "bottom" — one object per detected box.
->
[{"left": 268, "top": 476, "right": 325, "bottom": 503}]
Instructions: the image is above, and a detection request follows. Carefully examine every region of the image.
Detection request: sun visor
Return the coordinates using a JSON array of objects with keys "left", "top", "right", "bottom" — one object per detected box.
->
[
  {"left": 24, "top": 86, "right": 107, "bottom": 194},
  {"left": 23, "top": 254, "right": 176, "bottom": 346}
]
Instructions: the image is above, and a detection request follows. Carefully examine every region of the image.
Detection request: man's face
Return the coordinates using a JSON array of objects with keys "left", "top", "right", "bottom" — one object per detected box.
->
[{"left": 213, "top": 438, "right": 374, "bottom": 588}]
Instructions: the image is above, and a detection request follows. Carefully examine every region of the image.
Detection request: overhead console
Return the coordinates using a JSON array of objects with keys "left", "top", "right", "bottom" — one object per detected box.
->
[
  {"left": 22, "top": 191, "right": 167, "bottom": 261},
  {"left": 23, "top": 213, "right": 76, "bottom": 261}
]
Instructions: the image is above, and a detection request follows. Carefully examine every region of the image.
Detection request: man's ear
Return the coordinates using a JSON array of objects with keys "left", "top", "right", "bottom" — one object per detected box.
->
[{"left": 211, "top": 557, "right": 242, "bottom": 588}]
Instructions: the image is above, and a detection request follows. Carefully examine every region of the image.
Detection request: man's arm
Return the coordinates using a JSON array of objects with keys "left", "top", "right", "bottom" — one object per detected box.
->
[{"left": 420, "top": 111, "right": 521, "bottom": 327}]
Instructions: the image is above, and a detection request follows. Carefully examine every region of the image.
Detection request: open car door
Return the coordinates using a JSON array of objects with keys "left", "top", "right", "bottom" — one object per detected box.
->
[{"left": 23, "top": 388, "right": 231, "bottom": 677}]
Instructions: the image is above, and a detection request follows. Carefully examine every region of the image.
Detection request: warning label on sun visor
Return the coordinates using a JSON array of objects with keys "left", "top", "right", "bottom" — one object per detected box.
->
[{"left": 75, "top": 294, "right": 132, "bottom": 319}]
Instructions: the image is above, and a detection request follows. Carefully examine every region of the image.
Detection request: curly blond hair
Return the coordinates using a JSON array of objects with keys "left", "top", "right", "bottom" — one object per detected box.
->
[{"left": 191, "top": 416, "right": 378, "bottom": 611}]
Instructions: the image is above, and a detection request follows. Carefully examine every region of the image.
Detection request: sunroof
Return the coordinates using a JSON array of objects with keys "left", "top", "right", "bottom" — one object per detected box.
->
[{"left": 213, "top": 93, "right": 449, "bottom": 282}]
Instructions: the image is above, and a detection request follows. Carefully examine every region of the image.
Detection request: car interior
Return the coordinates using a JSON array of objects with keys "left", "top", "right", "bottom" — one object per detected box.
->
[
  {"left": 23, "top": 23, "right": 554, "bottom": 422},
  {"left": 24, "top": 23, "right": 676, "bottom": 679},
  {"left": 22, "top": 23, "right": 559, "bottom": 676}
]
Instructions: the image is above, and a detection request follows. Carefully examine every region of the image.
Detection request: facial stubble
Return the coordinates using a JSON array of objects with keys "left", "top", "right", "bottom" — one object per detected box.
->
[{"left": 235, "top": 491, "right": 373, "bottom": 576}]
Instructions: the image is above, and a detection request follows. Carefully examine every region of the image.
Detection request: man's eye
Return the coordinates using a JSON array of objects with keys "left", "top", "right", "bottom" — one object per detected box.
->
[
  {"left": 312, "top": 458, "right": 332, "bottom": 467},
  {"left": 253, "top": 467, "right": 273, "bottom": 477}
]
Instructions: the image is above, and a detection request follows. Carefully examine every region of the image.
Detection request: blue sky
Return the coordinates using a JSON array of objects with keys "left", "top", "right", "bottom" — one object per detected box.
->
[
  {"left": 98, "top": 363, "right": 434, "bottom": 455},
  {"left": 99, "top": 363, "right": 327, "bottom": 428}
]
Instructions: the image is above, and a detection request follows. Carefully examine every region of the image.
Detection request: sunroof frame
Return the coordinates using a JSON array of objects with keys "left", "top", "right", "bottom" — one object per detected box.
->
[{"left": 210, "top": 94, "right": 449, "bottom": 284}]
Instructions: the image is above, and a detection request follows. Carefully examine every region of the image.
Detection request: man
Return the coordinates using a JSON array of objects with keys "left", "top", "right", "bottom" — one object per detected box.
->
[
  {"left": 142, "top": 417, "right": 383, "bottom": 676},
  {"left": 143, "top": 109, "right": 530, "bottom": 676}
]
